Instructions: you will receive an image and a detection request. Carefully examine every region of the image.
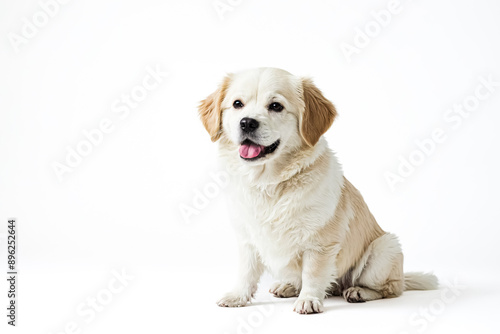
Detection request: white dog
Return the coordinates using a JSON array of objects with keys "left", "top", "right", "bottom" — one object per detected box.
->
[{"left": 199, "top": 67, "right": 437, "bottom": 314}]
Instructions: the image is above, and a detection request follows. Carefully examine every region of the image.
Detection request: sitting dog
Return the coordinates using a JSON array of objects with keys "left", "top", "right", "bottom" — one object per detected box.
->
[{"left": 198, "top": 67, "right": 437, "bottom": 314}]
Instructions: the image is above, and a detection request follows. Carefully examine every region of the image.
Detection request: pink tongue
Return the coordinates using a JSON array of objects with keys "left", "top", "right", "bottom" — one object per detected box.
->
[{"left": 239, "top": 142, "right": 263, "bottom": 159}]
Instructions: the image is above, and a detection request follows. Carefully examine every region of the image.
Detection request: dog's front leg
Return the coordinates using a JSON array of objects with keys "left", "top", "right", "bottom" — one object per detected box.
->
[
  {"left": 217, "top": 242, "right": 264, "bottom": 307},
  {"left": 293, "top": 248, "right": 338, "bottom": 314}
]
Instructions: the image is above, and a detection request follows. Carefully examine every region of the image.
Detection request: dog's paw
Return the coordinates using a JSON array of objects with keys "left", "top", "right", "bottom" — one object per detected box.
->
[
  {"left": 293, "top": 297, "right": 323, "bottom": 314},
  {"left": 343, "top": 287, "right": 367, "bottom": 303},
  {"left": 217, "top": 292, "right": 251, "bottom": 307},
  {"left": 269, "top": 282, "right": 300, "bottom": 298}
]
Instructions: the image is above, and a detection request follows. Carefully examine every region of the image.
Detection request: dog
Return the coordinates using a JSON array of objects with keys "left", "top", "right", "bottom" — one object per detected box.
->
[{"left": 198, "top": 67, "right": 437, "bottom": 314}]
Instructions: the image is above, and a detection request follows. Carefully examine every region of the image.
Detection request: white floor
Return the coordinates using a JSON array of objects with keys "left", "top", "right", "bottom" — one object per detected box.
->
[{"left": 3, "top": 268, "right": 498, "bottom": 334}]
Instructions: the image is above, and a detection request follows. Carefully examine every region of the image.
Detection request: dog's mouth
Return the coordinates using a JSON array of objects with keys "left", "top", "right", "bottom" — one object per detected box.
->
[{"left": 239, "top": 139, "right": 280, "bottom": 161}]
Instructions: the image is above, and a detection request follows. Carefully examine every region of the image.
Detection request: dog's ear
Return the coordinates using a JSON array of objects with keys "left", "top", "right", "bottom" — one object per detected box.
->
[
  {"left": 300, "top": 78, "right": 337, "bottom": 147},
  {"left": 198, "top": 75, "right": 231, "bottom": 142}
]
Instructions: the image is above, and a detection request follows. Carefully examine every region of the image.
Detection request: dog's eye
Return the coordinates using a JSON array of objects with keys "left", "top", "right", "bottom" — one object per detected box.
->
[
  {"left": 233, "top": 100, "right": 244, "bottom": 109},
  {"left": 269, "top": 102, "right": 284, "bottom": 112}
]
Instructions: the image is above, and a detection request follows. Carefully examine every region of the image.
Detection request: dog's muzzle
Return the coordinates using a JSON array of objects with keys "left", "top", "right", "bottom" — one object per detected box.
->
[{"left": 239, "top": 139, "right": 280, "bottom": 161}]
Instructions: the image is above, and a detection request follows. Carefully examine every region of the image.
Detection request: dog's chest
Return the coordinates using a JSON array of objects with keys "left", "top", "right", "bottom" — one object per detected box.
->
[{"left": 239, "top": 185, "right": 330, "bottom": 270}]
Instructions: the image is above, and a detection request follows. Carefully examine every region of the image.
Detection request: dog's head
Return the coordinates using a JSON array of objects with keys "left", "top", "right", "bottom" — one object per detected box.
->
[{"left": 199, "top": 68, "right": 337, "bottom": 165}]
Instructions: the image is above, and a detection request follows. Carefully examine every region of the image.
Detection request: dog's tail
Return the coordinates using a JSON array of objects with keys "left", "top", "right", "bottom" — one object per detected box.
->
[{"left": 404, "top": 272, "right": 439, "bottom": 291}]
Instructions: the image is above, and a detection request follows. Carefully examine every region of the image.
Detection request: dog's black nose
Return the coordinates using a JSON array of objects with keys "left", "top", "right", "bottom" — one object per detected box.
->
[{"left": 240, "top": 117, "right": 259, "bottom": 133}]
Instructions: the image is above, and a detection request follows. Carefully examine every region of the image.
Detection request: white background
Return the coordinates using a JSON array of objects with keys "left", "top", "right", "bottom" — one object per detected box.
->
[{"left": 1, "top": 0, "right": 500, "bottom": 333}]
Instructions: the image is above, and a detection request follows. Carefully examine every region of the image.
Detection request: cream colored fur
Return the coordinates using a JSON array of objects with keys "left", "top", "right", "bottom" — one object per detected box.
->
[{"left": 198, "top": 67, "right": 437, "bottom": 314}]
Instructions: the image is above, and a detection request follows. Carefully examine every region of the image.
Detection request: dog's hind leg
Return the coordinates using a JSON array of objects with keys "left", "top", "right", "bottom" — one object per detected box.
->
[{"left": 343, "top": 233, "right": 404, "bottom": 303}]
